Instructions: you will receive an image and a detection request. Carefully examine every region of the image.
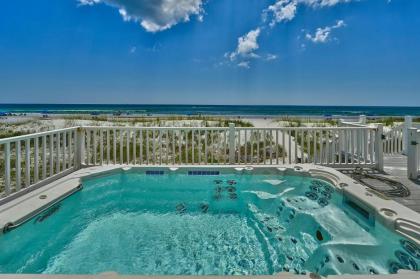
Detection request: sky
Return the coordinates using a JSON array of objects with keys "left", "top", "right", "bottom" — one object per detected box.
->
[{"left": 0, "top": 0, "right": 419, "bottom": 106}]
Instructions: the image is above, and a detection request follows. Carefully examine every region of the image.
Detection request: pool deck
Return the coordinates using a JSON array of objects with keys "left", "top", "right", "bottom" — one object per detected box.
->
[
  {"left": 339, "top": 154, "right": 420, "bottom": 214},
  {"left": 382, "top": 154, "right": 420, "bottom": 213}
]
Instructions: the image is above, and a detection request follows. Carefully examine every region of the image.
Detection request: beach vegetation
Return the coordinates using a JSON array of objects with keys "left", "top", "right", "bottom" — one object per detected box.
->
[{"left": 367, "top": 117, "right": 404, "bottom": 126}]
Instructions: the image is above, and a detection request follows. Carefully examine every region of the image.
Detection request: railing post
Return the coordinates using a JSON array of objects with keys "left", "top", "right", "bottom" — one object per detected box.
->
[
  {"left": 375, "top": 124, "right": 384, "bottom": 171},
  {"left": 4, "top": 142, "right": 11, "bottom": 195},
  {"left": 228, "top": 123, "right": 236, "bottom": 164},
  {"left": 359, "top": 115, "right": 367, "bottom": 125},
  {"left": 407, "top": 128, "right": 419, "bottom": 179},
  {"left": 75, "top": 127, "right": 85, "bottom": 169},
  {"left": 403, "top": 115, "right": 412, "bottom": 155}
]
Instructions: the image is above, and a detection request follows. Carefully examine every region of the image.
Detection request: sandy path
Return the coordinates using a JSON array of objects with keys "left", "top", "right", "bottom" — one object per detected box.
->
[{"left": 243, "top": 118, "right": 302, "bottom": 162}]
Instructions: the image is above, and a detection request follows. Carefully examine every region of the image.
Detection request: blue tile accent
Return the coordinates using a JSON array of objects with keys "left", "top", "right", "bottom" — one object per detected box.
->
[
  {"left": 188, "top": 170, "right": 220, "bottom": 176},
  {"left": 146, "top": 170, "right": 164, "bottom": 175}
]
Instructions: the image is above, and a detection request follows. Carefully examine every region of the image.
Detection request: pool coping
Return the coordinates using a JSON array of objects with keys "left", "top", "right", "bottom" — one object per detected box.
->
[{"left": 0, "top": 165, "right": 121, "bottom": 233}]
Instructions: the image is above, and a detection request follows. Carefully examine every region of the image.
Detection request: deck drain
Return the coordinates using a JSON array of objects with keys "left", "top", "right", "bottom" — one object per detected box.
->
[{"left": 39, "top": 194, "right": 47, "bottom": 200}]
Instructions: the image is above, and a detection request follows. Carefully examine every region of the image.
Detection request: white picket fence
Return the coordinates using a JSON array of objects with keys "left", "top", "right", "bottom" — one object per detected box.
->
[
  {"left": 407, "top": 128, "right": 420, "bottom": 179},
  {"left": 340, "top": 116, "right": 404, "bottom": 155},
  {"left": 0, "top": 125, "right": 383, "bottom": 201},
  {"left": 383, "top": 124, "right": 404, "bottom": 155}
]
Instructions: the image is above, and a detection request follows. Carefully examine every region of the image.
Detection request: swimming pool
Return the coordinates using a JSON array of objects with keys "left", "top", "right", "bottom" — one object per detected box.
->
[{"left": 0, "top": 167, "right": 419, "bottom": 275}]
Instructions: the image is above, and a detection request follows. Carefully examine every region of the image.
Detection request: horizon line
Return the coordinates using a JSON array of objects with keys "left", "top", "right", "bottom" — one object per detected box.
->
[{"left": 1, "top": 103, "right": 420, "bottom": 108}]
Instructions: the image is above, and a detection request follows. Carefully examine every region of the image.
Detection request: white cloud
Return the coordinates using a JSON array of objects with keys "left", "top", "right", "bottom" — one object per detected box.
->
[
  {"left": 227, "top": 28, "right": 261, "bottom": 61},
  {"left": 265, "top": 54, "right": 278, "bottom": 61},
  {"left": 237, "top": 61, "right": 250, "bottom": 69},
  {"left": 225, "top": 28, "right": 280, "bottom": 69},
  {"left": 263, "top": 0, "right": 353, "bottom": 28},
  {"left": 223, "top": 0, "right": 352, "bottom": 68},
  {"left": 78, "top": 0, "right": 204, "bottom": 32},
  {"left": 264, "top": 0, "right": 297, "bottom": 27},
  {"left": 305, "top": 20, "right": 345, "bottom": 43},
  {"left": 301, "top": 0, "right": 352, "bottom": 7},
  {"left": 129, "top": 46, "right": 137, "bottom": 53}
]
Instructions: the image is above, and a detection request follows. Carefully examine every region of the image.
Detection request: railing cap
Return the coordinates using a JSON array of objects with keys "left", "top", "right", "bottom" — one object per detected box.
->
[{"left": 0, "top": 127, "right": 79, "bottom": 144}]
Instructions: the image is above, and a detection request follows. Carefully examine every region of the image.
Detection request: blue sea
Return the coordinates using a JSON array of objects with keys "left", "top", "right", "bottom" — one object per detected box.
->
[{"left": 0, "top": 104, "right": 419, "bottom": 117}]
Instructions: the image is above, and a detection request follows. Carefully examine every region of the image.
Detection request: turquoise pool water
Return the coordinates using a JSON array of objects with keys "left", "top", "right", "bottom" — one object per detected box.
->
[{"left": 0, "top": 169, "right": 419, "bottom": 275}]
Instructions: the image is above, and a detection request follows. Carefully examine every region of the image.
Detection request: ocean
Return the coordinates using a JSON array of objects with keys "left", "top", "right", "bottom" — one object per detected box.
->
[{"left": 0, "top": 104, "right": 419, "bottom": 117}]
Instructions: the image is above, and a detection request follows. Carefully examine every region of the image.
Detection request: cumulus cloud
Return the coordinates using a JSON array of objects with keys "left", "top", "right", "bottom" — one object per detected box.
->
[
  {"left": 227, "top": 28, "right": 261, "bottom": 61},
  {"left": 78, "top": 0, "right": 204, "bottom": 32},
  {"left": 264, "top": 0, "right": 298, "bottom": 27},
  {"left": 263, "top": 0, "right": 352, "bottom": 27},
  {"left": 224, "top": 28, "right": 280, "bottom": 69},
  {"left": 305, "top": 20, "right": 345, "bottom": 43}
]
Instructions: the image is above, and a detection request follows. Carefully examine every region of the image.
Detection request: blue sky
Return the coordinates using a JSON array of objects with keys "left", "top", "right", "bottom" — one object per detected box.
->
[{"left": 0, "top": 0, "right": 419, "bottom": 106}]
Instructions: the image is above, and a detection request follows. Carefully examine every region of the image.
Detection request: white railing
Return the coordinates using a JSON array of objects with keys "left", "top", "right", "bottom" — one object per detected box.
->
[
  {"left": 82, "top": 127, "right": 231, "bottom": 166},
  {"left": 0, "top": 128, "right": 78, "bottom": 203},
  {"left": 82, "top": 126, "right": 381, "bottom": 167},
  {"left": 383, "top": 124, "right": 404, "bottom": 155},
  {"left": 407, "top": 128, "right": 420, "bottom": 179},
  {"left": 1, "top": 125, "right": 383, "bottom": 201}
]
